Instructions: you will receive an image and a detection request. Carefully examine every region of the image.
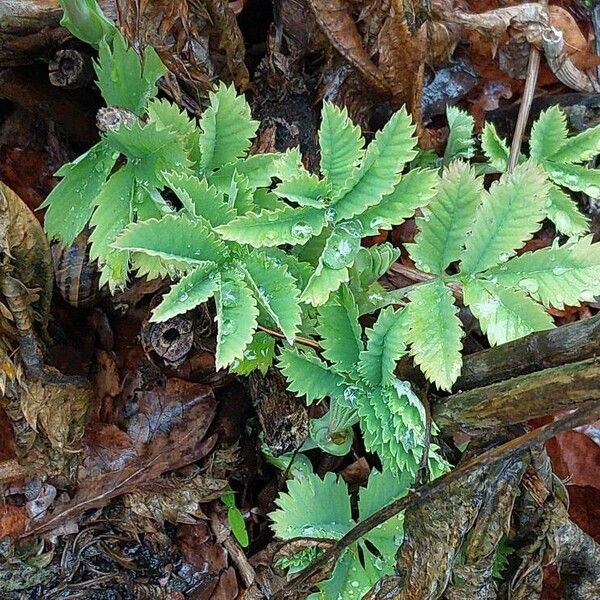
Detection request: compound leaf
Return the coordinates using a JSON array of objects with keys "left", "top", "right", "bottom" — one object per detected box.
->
[
  {"left": 443, "top": 106, "right": 475, "bottom": 164},
  {"left": 406, "top": 280, "right": 462, "bottom": 391},
  {"left": 407, "top": 161, "right": 482, "bottom": 275},
  {"left": 199, "top": 83, "right": 259, "bottom": 172},
  {"left": 151, "top": 263, "right": 219, "bottom": 322},
  {"left": 460, "top": 162, "right": 548, "bottom": 275},
  {"left": 529, "top": 106, "right": 568, "bottom": 161},
  {"left": 358, "top": 307, "right": 408, "bottom": 387},
  {"left": 464, "top": 279, "right": 554, "bottom": 346},
  {"left": 215, "top": 276, "right": 259, "bottom": 369},
  {"left": 319, "top": 102, "right": 365, "bottom": 194},
  {"left": 332, "top": 108, "right": 417, "bottom": 220},
  {"left": 277, "top": 346, "right": 346, "bottom": 404}
]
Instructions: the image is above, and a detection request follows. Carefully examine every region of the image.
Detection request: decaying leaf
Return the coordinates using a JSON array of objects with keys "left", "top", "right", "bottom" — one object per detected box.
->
[{"left": 27, "top": 377, "right": 217, "bottom": 535}]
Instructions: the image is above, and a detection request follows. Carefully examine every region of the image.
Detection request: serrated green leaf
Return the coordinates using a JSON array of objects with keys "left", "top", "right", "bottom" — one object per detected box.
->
[
  {"left": 270, "top": 471, "right": 353, "bottom": 540},
  {"left": 277, "top": 346, "right": 346, "bottom": 404},
  {"left": 350, "top": 244, "right": 400, "bottom": 290},
  {"left": 407, "top": 161, "right": 482, "bottom": 275},
  {"left": 151, "top": 264, "right": 219, "bottom": 322},
  {"left": 274, "top": 147, "right": 304, "bottom": 182},
  {"left": 358, "top": 307, "right": 408, "bottom": 387},
  {"left": 529, "top": 106, "right": 568, "bottom": 161},
  {"left": 543, "top": 161, "right": 600, "bottom": 198},
  {"left": 356, "top": 168, "right": 438, "bottom": 236},
  {"left": 89, "top": 165, "right": 136, "bottom": 290},
  {"left": 106, "top": 120, "right": 192, "bottom": 187},
  {"left": 358, "top": 380, "right": 426, "bottom": 474},
  {"left": 332, "top": 107, "right": 417, "bottom": 220},
  {"left": 41, "top": 140, "right": 118, "bottom": 245},
  {"left": 230, "top": 331, "right": 275, "bottom": 376},
  {"left": 316, "top": 286, "right": 363, "bottom": 373},
  {"left": 464, "top": 279, "right": 554, "bottom": 346},
  {"left": 460, "top": 162, "right": 548, "bottom": 275},
  {"left": 274, "top": 172, "right": 329, "bottom": 207},
  {"left": 406, "top": 281, "right": 462, "bottom": 391},
  {"left": 546, "top": 185, "right": 589, "bottom": 238},
  {"left": 320, "top": 223, "right": 362, "bottom": 270},
  {"left": 485, "top": 235, "right": 600, "bottom": 309},
  {"left": 359, "top": 469, "right": 409, "bottom": 558},
  {"left": 164, "top": 172, "right": 234, "bottom": 227},
  {"left": 240, "top": 250, "right": 302, "bottom": 342},
  {"left": 59, "top": 0, "right": 117, "bottom": 47},
  {"left": 481, "top": 122, "right": 509, "bottom": 171},
  {"left": 94, "top": 31, "right": 165, "bottom": 115},
  {"left": 215, "top": 276, "right": 259, "bottom": 369},
  {"left": 217, "top": 206, "right": 325, "bottom": 247},
  {"left": 444, "top": 106, "right": 475, "bottom": 164},
  {"left": 114, "top": 213, "right": 227, "bottom": 264},
  {"left": 227, "top": 171, "right": 255, "bottom": 215},
  {"left": 300, "top": 263, "right": 350, "bottom": 307},
  {"left": 199, "top": 83, "right": 258, "bottom": 172},
  {"left": 547, "top": 123, "right": 600, "bottom": 163},
  {"left": 312, "top": 551, "right": 376, "bottom": 600},
  {"left": 209, "top": 154, "right": 281, "bottom": 190},
  {"left": 319, "top": 102, "right": 365, "bottom": 194}
]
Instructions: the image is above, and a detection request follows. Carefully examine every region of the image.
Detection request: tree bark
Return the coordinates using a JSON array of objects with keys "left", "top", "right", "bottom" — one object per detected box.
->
[{"left": 434, "top": 356, "right": 600, "bottom": 434}]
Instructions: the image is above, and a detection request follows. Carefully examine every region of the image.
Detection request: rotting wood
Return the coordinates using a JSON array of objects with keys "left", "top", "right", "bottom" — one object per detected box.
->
[
  {"left": 456, "top": 313, "right": 600, "bottom": 391},
  {"left": 434, "top": 356, "right": 600, "bottom": 434}
]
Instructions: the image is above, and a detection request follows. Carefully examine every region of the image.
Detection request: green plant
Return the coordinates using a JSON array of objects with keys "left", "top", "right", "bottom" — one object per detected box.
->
[{"left": 270, "top": 466, "right": 411, "bottom": 599}]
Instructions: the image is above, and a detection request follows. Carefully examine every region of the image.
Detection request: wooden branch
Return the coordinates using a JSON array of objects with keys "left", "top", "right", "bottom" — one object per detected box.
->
[
  {"left": 0, "top": 1, "right": 62, "bottom": 35},
  {"left": 274, "top": 401, "right": 600, "bottom": 598},
  {"left": 456, "top": 313, "right": 600, "bottom": 391},
  {"left": 434, "top": 356, "right": 600, "bottom": 434}
]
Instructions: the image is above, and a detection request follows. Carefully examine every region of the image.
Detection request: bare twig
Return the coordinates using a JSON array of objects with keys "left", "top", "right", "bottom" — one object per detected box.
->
[
  {"left": 273, "top": 401, "right": 600, "bottom": 598},
  {"left": 257, "top": 325, "right": 321, "bottom": 350}
]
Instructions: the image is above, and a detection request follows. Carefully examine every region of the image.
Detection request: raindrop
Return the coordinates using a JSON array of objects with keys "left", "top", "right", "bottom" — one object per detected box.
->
[{"left": 518, "top": 278, "right": 539, "bottom": 294}]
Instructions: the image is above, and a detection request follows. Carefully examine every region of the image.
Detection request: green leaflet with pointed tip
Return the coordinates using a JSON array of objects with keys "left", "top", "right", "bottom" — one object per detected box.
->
[
  {"left": 114, "top": 213, "right": 227, "bottom": 265},
  {"left": 356, "top": 168, "right": 438, "bottom": 236},
  {"left": 274, "top": 172, "right": 329, "bottom": 207},
  {"left": 230, "top": 331, "right": 275, "bottom": 376},
  {"left": 151, "top": 264, "right": 219, "bottom": 322},
  {"left": 460, "top": 162, "right": 549, "bottom": 275},
  {"left": 208, "top": 154, "right": 281, "bottom": 190},
  {"left": 546, "top": 185, "right": 589, "bottom": 238},
  {"left": 88, "top": 165, "right": 136, "bottom": 291},
  {"left": 357, "top": 380, "right": 427, "bottom": 474},
  {"left": 407, "top": 161, "right": 482, "bottom": 275},
  {"left": 464, "top": 279, "right": 554, "bottom": 346},
  {"left": 164, "top": 172, "right": 234, "bottom": 227},
  {"left": 529, "top": 106, "right": 568, "bottom": 161},
  {"left": 240, "top": 250, "right": 302, "bottom": 342},
  {"left": 481, "top": 122, "right": 509, "bottom": 171},
  {"left": 443, "top": 106, "right": 475, "bottom": 164},
  {"left": 547, "top": 123, "right": 600, "bottom": 163},
  {"left": 216, "top": 206, "right": 325, "bottom": 247},
  {"left": 406, "top": 280, "right": 462, "bottom": 391},
  {"left": 199, "top": 83, "right": 259, "bottom": 172},
  {"left": 331, "top": 108, "right": 417, "bottom": 220},
  {"left": 274, "top": 147, "right": 304, "bottom": 182},
  {"left": 485, "top": 235, "right": 600, "bottom": 309},
  {"left": 277, "top": 346, "right": 346, "bottom": 404},
  {"left": 319, "top": 102, "right": 365, "bottom": 194},
  {"left": 106, "top": 120, "right": 192, "bottom": 188},
  {"left": 358, "top": 307, "right": 408, "bottom": 387},
  {"left": 215, "top": 276, "right": 259, "bottom": 369},
  {"left": 543, "top": 161, "right": 600, "bottom": 198},
  {"left": 300, "top": 262, "right": 350, "bottom": 307},
  {"left": 41, "top": 140, "right": 118, "bottom": 245},
  {"left": 316, "top": 286, "right": 363, "bottom": 374},
  {"left": 94, "top": 31, "right": 165, "bottom": 116}
]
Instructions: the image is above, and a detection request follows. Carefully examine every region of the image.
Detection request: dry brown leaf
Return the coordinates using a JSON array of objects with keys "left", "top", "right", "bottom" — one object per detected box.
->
[
  {"left": 20, "top": 370, "right": 91, "bottom": 452},
  {"left": 27, "top": 378, "right": 217, "bottom": 535},
  {"left": 549, "top": 6, "right": 600, "bottom": 71},
  {"left": 0, "top": 504, "right": 28, "bottom": 538},
  {"left": 309, "top": 0, "right": 389, "bottom": 96}
]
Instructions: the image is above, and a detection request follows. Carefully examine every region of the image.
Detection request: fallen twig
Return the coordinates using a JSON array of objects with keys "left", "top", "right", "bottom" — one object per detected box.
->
[{"left": 273, "top": 401, "right": 600, "bottom": 598}]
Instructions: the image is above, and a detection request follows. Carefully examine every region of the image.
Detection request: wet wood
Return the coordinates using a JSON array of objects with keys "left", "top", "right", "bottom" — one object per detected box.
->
[
  {"left": 456, "top": 313, "right": 600, "bottom": 391},
  {"left": 434, "top": 356, "right": 600, "bottom": 434}
]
